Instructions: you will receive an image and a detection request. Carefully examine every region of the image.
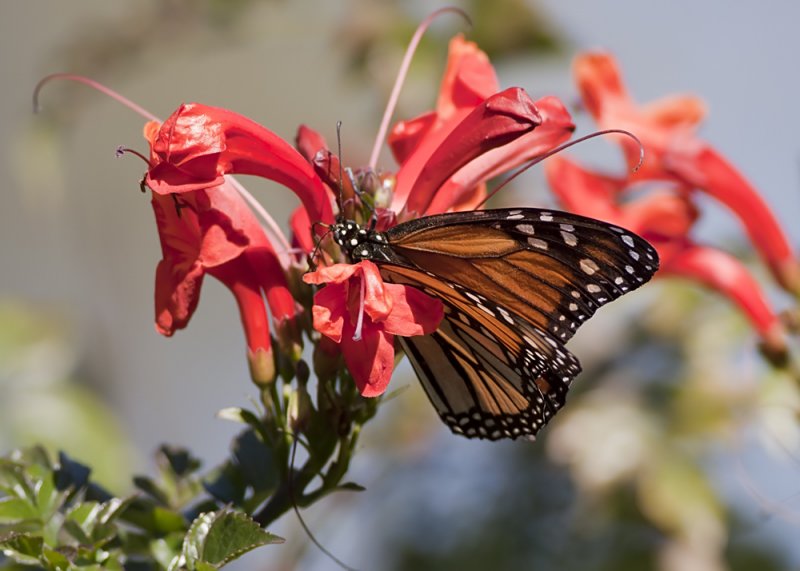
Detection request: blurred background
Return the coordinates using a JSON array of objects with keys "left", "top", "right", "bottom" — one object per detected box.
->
[{"left": 3, "top": 1, "right": 800, "bottom": 569}]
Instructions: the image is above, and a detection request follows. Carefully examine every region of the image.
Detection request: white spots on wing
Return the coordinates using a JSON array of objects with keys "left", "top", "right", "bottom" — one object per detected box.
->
[
  {"left": 349, "top": 238, "right": 359, "bottom": 246},
  {"left": 614, "top": 276, "right": 624, "bottom": 285},
  {"left": 507, "top": 213, "right": 525, "bottom": 220},
  {"left": 360, "top": 249, "right": 369, "bottom": 256},
  {"left": 610, "top": 226, "right": 624, "bottom": 234},
  {"left": 528, "top": 237, "right": 549, "bottom": 250},
  {"left": 571, "top": 290, "right": 581, "bottom": 299},
  {"left": 587, "top": 284, "right": 602, "bottom": 294},
  {"left": 478, "top": 304, "right": 495, "bottom": 317},
  {"left": 539, "top": 212, "right": 554, "bottom": 222},
  {"left": 580, "top": 258, "right": 600, "bottom": 275},
  {"left": 568, "top": 303, "right": 578, "bottom": 312},
  {"left": 516, "top": 223, "right": 535, "bottom": 235},
  {"left": 629, "top": 250, "right": 641, "bottom": 261},
  {"left": 497, "top": 306, "right": 514, "bottom": 324},
  {"left": 625, "top": 265, "right": 635, "bottom": 274},
  {"left": 622, "top": 234, "right": 635, "bottom": 247},
  {"left": 561, "top": 231, "right": 578, "bottom": 247},
  {"left": 560, "top": 223, "right": 575, "bottom": 232}
]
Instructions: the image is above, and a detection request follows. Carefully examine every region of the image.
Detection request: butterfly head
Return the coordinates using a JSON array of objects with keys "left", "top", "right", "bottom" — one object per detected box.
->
[{"left": 331, "top": 219, "right": 389, "bottom": 262}]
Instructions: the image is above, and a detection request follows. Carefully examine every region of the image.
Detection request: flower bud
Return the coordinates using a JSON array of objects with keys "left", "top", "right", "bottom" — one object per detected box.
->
[{"left": 248, "top": 347, "right": 276, "bottom": 386}]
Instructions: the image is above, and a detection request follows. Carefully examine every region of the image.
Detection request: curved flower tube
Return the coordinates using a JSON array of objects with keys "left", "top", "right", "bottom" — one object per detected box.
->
[
  {"left": 388, "top": 35, "right": 575, "bottom": 217},
  {"left": 150, "top": 179, "right": 299, "bottom": 384},
  {"left": 573, "top": 52, "right": 800, "bottom": 295},
  {"left": 545, "top": 155, "right": 787, "bottom": 356},
  {"left": 144, "top": 103, "right": 335, "bottom": 228}
]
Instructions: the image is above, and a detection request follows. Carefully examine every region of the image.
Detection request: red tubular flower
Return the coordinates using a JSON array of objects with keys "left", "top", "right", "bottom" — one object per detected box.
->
[
  {"left": 574, "top": 52, "right": 800, "bottom": 295},
  {"left": 288, "top": 34, "right": 575, "bottom": 396},
  {"left": 545, "top": 156, "right": 787, "bottom": 355},
  {"left": 303, "top": 262, "right": 443, "bottom": 396},
  {"left": 150, "top": 178, "right": 298, "bottom": 384},
  {"left": 144, "top": 103, "right": 335, "bottom": 228},
  {"left": 389, "top": 35, "right": 575, "bottom": 217}
]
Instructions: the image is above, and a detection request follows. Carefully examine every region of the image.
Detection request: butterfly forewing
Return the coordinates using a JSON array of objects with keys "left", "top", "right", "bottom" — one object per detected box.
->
[{"left": 385, "top": 208, "right": 658, "bottom": 344}]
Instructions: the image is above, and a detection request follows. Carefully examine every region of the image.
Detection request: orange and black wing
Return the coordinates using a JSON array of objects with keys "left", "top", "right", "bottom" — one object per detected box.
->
[
  {"left": 385, "top": 208, "right": 658, "bottom": 344},
  {"left": 377, "top": 208, "right": 658, "bottom": 439},
  {"left": 381, "top": 264, "right": 580, "bottom": 440}
]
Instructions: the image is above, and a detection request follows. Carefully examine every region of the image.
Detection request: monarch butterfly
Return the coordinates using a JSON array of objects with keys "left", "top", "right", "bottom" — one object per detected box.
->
[{"left": 331, "top": 208, "right": 658, "bottom": 440}]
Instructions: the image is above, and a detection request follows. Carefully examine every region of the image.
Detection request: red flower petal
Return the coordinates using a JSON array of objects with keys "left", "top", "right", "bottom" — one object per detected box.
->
[
  {"left": 424, "top": 96, "right": 574, "bottom": 216},
  {"left": 145, "top": 103, "right": 335, "bottom": 226},
  {"left": 381, "top": 282, "right": 444, "bottom": 336},
  {"left": 295, "top": 124, "right": 329, "bottom": 162},
  {"left": 341, "top": 322, "right": 395, "bottom": 397},
  {"left": 660, "top": 243, "right": 783, "bottom": 337},
  {"left": 360, "top": 261, "right": 393, "bottom": 322},
  {"left": 436, "top": 35, "right": 500, "bottom": 119},
  {"left": 303, "top": 262, "right": 360, "bottom": 285},
  {"left": 667, "top": 146, "right": 800, "bottom": 293},
  {"left": 396, "top": 87, "right": 543, "bottom": 216},
  {"left": 311, "top": 282, "right": 347, "bottom": 342}
]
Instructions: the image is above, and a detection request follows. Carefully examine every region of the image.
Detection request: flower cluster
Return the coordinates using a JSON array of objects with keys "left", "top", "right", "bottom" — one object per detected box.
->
[
  {"left": 545, "top": 53, "right": 799, "bottom": 361},
  {"left": 36, "top": 18, "right": 797, "bottom": 407}
]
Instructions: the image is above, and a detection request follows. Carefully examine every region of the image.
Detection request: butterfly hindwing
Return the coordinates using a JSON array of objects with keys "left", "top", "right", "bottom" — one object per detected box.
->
[{"left": 382, "top": 264, "right": 580, "bottom": 440}]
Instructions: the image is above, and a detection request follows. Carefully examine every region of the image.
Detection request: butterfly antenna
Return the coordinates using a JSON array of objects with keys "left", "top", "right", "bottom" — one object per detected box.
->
[
  {"left": 336, "top": 121, "right": 345, "bottom": 217},
  {"left": 288, "top": 435, "right": 359, "bottom": 571},
  {"left": 475, "top": 128, "right": 645, "bottom": 209},
  {"left": 308, "top": 222, "right": 333, "bottom": 269}
]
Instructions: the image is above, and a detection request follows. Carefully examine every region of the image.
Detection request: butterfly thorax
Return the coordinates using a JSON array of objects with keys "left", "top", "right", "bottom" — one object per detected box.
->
[{"left": 332, "top": 220, "right": 394, "bottom": 263}]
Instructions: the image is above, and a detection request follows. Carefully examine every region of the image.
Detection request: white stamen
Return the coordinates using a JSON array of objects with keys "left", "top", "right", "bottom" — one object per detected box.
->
[{"left": 352, "top": 273, "right": 367, "bottom": 341}]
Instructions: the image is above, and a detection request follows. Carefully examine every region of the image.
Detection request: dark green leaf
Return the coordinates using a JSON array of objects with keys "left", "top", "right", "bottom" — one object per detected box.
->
[
  {"left": 133, "top": 476, "right": 169, "bottom": 506},
  {"left": 158, "top": 446, "right": 202, "bottom": 478},
  {"left": 337, "top": 482, "right": 366, "bottom": 492},
  {"left": 54, "top": 452, "right": 91, "bottom": 492},
  {"left": 62, "top": 518, "right": 93, "bottom": 545},
  {"left": 233, "top": 430, "right": 278, "bottom": 494},
  {"left": 203, "top": 463, "right": 246, "bottom": 505}
]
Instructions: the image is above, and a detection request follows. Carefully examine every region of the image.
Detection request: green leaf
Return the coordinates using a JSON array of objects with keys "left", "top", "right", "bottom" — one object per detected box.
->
[
  {"left": 34, "top": 468, "right": 65, "bottom": 520},
  {"left": 0, "top": 532, "right": 44, "bottom": 565},
  {"left": 133, "top": 476, "right": 170, "bottom": 506},
  {"left": 0, "top": 497, "right": 39, "bottom": 523},
  {"left": 54, "top": 451, "right": 91, "bottom": 492},
  {"left": 182, "top": 510, "right": 283, "bottom": 570},
  {"left": 217, "top": 408, "right": 271, "bottom": 444},
  {"left": 337, "top": 482, "right": 366, "bottom": 492},
  {"left": 96, "top": 495, "right": 135, "bottom": 525},
  {"left": 202, "top": 463, "right": 246, "bottom": 505},
  {"left": 158, "top": 446, "right": 202, "bottom": 479},
  {"left": 42, "top": 546, "right": 71, "bottom": 569},
  {"left": 0, "top": 460, "right": 35, "bottom": 502},
  {"left": 232, "top": 430, "right": 278, "bottom": 494},
  {"left": 66, "top": 501, "right": 102, "bottom": 532}
]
